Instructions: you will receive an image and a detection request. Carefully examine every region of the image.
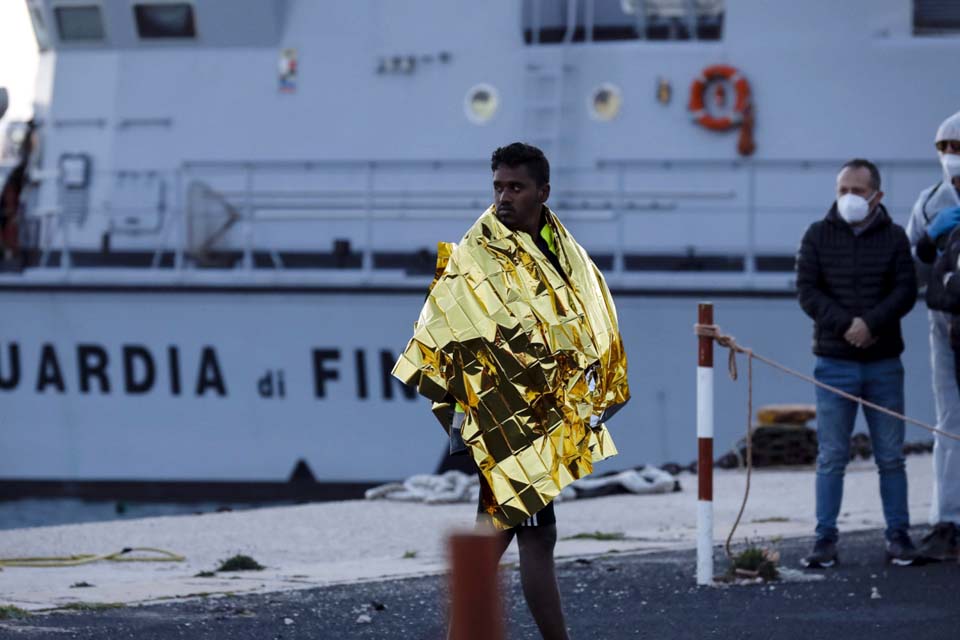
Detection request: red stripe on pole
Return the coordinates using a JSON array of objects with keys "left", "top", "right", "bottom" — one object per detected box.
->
[
  {"left": 698, "top": 437, "right": 713, "bottom": 501},
  {"left": 698, "top": 302, "right": 713, "bottom": 367},
  {"left": 449, "top": 533, "right": 505, "bottom": 640}
]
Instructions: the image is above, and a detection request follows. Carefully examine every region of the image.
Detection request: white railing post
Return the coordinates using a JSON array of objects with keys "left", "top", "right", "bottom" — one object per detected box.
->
[
  {"left": 242, "top": 163, "right": 254, "bottom": 271},
  {"left": 362, "top": 161, "right": 374, "bottom": 280},
  {"left": 745, "top": 160, "right": 757, "bottom": 279},
  {"left": 61, "top": 214, "right": 72, "bottom": 273},
  {"left": 696, "top": 301, "right": 714, "bottom": 586},
  {"left": 614, "top": 164, "right": 625, "bottom": 279}
]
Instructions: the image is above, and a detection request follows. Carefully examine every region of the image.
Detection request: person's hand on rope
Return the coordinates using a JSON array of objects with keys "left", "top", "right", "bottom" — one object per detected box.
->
[{"left": 844, "top": 317, "right": 876, "bottom": 348}]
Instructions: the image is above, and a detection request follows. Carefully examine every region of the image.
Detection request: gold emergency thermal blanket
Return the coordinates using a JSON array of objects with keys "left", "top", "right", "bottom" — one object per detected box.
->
[{"left": 392, "top": 206, "right": 630, "bottom": 529}]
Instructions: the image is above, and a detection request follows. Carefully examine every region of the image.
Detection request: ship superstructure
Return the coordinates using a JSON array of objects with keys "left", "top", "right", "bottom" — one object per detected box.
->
[{"left": 0, "top": 0, "right": 958, "bottom": 498}]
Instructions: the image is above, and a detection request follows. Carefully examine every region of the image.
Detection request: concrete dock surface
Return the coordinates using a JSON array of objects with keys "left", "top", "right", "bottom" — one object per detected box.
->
[
  {"left": 2, "top": 528, "right": 959, "bottom": 639},
  {"left": 0, "top": 456, "right": 953, "bottom": 638}
]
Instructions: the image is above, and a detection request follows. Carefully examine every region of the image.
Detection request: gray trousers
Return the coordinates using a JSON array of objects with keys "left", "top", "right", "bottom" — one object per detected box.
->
[{"left": 928, "top": 310, "right": 960, "bottom": 526}]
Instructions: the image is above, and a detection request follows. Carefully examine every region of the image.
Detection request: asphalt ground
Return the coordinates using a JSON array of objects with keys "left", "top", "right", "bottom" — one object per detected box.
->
[{"left": 2, "top": 528, "right": 959, "bottom": 640}]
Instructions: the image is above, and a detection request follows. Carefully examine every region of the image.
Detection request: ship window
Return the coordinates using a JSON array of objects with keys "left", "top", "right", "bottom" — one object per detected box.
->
[
  {"left": 134, "top": 3, "right": 197, "bottom": 39},
  {"left": 914, "top": 0, "right": 960, "bottom": 35},
  {"left": 589, "top": 84, "right": 623, "bottom": 121},
  {"left": 28, "top": 5, "right": 52, "bottom": 50},
  {"left": 523, "top": 0, "right": 724, "bottom": 44},
  {"left": 465, "top": 84, "right": 499, "bottom": 124},
  {"left": 54, "top": 5, "right": 105, "bottom": 42}
]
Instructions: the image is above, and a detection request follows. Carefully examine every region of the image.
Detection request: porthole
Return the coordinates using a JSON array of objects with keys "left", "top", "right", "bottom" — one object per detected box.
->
[
  {"left": 464, "top": 84, "right": 499, "bottom": 125},
  {"left": 589, "top": 83, "right": 622, "bottom": 121}
]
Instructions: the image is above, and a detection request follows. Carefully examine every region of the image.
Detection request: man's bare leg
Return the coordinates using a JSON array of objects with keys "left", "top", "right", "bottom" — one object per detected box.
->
[{"left": 516, "top": 524, "right": 570, "bottom": 640}]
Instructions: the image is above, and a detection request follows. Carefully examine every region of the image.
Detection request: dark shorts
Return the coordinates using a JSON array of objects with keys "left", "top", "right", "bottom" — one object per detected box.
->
[{"left": 476, "top": 470, "right": 557, "bottom": 529}]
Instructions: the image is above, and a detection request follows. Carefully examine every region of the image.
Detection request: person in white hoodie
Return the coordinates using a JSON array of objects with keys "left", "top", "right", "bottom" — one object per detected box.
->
[{"left": 905, "top": 110, "right": 960, "bottom": 560}]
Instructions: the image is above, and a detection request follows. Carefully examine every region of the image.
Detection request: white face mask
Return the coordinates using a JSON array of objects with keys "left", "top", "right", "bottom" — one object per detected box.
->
[
  {"left": 940, "top": 152, "right": 960, "bottom": 180},
  {"left": 837, "top": 192, "right": 875, "bottom": 224}
]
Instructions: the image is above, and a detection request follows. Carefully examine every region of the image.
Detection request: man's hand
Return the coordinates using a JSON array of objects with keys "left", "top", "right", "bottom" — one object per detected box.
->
[
  {"left": 844, "top": 317, "right": 874, "bottom": 348},
  {"left": 927, "top": 206, "right": 960, "bottom": 240}
]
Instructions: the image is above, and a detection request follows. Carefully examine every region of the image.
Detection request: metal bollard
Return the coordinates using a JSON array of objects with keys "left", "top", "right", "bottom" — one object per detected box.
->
[{"left": 448, "top": 532, "right": 505, "bottom": 640}]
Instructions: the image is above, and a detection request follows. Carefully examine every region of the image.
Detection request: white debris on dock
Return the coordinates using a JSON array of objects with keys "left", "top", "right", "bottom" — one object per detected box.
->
[{"left": 363, "top": 467, "right": 677, "bottom": 504}]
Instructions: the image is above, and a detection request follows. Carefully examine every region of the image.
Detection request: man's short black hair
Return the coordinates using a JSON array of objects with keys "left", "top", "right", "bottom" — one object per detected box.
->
[
  {"left": 841, "top": 158, "right": 881, "bottom": 191},
  {"left": 491, "top": 142, "right": 550, "bottom": 186}
]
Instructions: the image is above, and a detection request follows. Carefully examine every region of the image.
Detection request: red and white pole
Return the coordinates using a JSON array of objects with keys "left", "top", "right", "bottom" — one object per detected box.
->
[{"left": 696, "top": 302, "right": 714, "bottom": 586}]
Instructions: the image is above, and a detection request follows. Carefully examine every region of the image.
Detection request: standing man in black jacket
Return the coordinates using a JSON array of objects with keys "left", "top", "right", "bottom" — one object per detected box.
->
[{"left": 796, "top": 158, "right": 918, "bottom": 568}]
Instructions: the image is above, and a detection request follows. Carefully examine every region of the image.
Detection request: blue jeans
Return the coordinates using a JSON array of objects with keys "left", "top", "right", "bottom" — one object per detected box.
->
[{"left": 814, "top": 356, "right": 909, "bottom": 543}]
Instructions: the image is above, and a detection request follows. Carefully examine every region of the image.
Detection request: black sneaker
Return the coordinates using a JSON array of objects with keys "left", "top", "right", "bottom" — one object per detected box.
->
[
  {"left": 801, "top": 538, "right": 838, "bottom": 568},
  {"left": 886, "top": 531, "right": 919, "bottom": 566},
  {"left": 917, "top": 522, "right": 959, "bottom": 562}
]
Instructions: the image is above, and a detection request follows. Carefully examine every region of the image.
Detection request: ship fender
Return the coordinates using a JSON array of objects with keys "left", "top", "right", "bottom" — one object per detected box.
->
[{"left": 687, "top": 64, "right": 755, "bottom": 156}]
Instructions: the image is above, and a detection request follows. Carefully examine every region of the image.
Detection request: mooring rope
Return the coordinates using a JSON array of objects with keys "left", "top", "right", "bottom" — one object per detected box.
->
[
  {"left": 694, "top": 322, "right": 960, "bottom": 560},
  {"left": 0, "top": 547, "right": 185, "bottom": 568}
]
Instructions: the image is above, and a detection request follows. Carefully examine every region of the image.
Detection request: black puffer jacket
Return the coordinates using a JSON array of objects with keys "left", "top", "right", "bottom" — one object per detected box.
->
[
  {"left": 923, "top": 226, "right": 960, "bottom": 349},
  {"left": 796, "top": 203, "right": 917, "bottom": 361}
]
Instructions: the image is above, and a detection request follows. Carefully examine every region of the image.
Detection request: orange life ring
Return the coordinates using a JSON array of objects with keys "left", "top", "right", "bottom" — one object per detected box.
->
[{"left": 688, "top": 64, "right": 751, "bottom": 131}]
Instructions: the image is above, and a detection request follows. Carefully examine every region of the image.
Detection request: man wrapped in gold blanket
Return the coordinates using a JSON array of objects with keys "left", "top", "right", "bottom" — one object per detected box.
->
[
  {"left": 393, "top": 143, "right": 629, "bottom": 527},
  {"left": 394, "top": 143, "right": 629, "bottom": 639}
]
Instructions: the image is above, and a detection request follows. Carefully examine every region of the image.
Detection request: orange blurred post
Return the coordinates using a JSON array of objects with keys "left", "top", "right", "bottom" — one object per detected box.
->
[{"left": 448, "top": 532, "right": 505, "bottom": 640}]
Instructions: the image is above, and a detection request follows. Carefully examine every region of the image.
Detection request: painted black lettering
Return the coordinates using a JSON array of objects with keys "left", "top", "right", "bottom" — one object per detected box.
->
[
  {"left": 277, "top": 371, "right": 286, "bottom": 398},
  {"left": 168, "top": 346, "right": 181, "bottom": 396},
  {"left": 123, "top": 345, "right": 155, "bottom": 394},
  {"left": 355, "top": 349, "right": 368, "bottom": 399},
  {"left": 0, "top": 342, "right": 20, "bottom": 390},
  {"left": 36, "top": 343, "right": 65, "bottom": 393},
  {"left": 312, "top": 349, "right": 340, "bottom": 398},
  {"left": 380, "top": 350, "right": 416, "bottom": 400},
  {"left": 258, "top": 370, "right": 274, "bottom": 397},
  {"left": 77, "top": 344, "right": 110, "bottom": 394},
  {"left": 195, "top": 346, "right": 227, "bottom": 396}
]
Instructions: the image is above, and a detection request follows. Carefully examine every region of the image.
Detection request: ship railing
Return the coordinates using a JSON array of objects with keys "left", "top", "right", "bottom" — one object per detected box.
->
[
  {"left": 524, "top": 0, "right": 725, "bottom": 45},
  {"left": 17, "top": 157, "right": 939, "bottom": 291}
]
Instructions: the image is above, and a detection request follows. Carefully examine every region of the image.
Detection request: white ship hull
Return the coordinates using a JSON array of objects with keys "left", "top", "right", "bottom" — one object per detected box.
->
[{"left": 0, "top": 286, "right": 938, "bottom": 497}]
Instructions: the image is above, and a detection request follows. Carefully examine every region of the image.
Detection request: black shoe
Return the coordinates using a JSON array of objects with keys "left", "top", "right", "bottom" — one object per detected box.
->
[
  {"left": 917, "top": 522, "right": 959, "bottom": 562},
  {"left": 886, "top": 531, "right": 919, "bottom": 566},
  {"left": 801, "top": 539, "right": 838, "bottom": 568}
]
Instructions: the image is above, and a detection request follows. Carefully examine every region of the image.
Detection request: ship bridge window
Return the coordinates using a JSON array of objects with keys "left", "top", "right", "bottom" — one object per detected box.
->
[
  {"left": 54, "top": 5, "right": 105, "bottom": 42},
  {"left": 523, "top": 0, "right": 723, "bottom": 44},
  {"left": 914, "top": 0, "right": 960, "bottom": 35},
  {"left": 134, "top": 3, "right": 197, "bottom": 39}
]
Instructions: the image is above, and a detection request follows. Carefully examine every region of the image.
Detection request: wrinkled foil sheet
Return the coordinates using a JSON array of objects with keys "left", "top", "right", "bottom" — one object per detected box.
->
[{"left": 393, "top": 206, "right": 630, "bottom": 529}]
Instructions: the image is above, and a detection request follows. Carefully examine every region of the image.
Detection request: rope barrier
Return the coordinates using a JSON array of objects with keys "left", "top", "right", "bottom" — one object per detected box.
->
[
  {"left": 0, "top": 547, "right": 185, "bottom": 568},
  {"left": 694, "top": 322, "right": 960, "bottom": 560}
]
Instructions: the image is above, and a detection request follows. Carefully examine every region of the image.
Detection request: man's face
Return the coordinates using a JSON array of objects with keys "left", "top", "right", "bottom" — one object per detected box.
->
[
  {"left": 836, "top": 166, "right": 881, "bottom": 208},
  {"left": 493, "top": 164, "right": 549, "bottom": 234},
  {"left": 937, "top": 140, "right": 960, "bottom": 190}
]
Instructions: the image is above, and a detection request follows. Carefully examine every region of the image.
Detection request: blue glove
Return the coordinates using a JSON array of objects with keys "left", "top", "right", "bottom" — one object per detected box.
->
[{"left": 927, "top": 206, "right": 960, "bottom": 240}]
